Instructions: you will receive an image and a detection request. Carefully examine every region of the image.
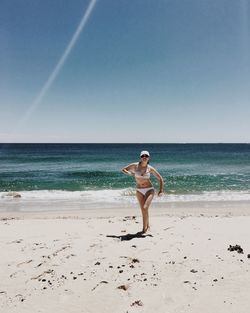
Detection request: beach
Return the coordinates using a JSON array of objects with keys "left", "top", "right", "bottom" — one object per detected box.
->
[
  {"left": 1, "top": 143, "right": 250, "bottom": 312},
  {"left": 1, "top": 202, "right": 250, "bottom": 313}
]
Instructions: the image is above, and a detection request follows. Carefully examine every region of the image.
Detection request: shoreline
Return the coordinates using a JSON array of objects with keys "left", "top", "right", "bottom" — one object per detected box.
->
[{"left": 1, "top": 200, "right": 250, "bottom": 219}]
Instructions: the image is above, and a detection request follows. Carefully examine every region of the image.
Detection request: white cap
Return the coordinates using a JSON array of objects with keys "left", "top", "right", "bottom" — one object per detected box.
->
[{"left": 140, "top": 150, "right": 150, "bottom": 157}]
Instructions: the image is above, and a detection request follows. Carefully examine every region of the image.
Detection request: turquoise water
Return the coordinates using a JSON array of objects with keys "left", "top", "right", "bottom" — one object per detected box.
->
[{"left": 0, "top": 144, "right": 250, "bottom": 197}]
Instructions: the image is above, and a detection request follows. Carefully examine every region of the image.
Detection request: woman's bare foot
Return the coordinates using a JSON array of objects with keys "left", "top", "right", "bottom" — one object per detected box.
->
[{"left": 142, "top": 226, "right": 150, "bottom": 234}]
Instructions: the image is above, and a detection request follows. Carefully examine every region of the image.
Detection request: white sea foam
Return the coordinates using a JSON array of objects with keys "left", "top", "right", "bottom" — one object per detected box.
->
[{"left": 1, "top": 189, "right": 250, "bottom": 204}]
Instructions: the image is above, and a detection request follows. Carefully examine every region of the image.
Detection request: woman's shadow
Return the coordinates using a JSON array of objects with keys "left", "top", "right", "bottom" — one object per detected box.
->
[{"left": 106, "top": 231, "right": 153, "bottom": 241}]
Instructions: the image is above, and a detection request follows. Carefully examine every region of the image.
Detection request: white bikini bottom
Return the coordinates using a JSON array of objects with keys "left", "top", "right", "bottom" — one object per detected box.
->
[{"left": 136, "top": 187, "right": 154, "bottom": 196}]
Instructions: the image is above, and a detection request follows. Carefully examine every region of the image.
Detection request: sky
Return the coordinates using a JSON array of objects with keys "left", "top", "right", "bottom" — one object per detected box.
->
[{"left": 0, "top": 0, "right": 250, "bottom": 143}]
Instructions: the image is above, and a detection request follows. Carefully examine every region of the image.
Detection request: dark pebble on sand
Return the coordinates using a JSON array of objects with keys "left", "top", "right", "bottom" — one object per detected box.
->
[
  {"left": 190, "top": 269, "right": 198, "bottom": 273},
  {"left": 73, "top": 276, "right": 77, "bottom": 280},
  {"left": 95, "top": 262, "right": 101, "bottom": 266},
  {"left": 119, "top": 270, "right": 123, "bottom": 273},
  {"left": 247, "top": 254, "right": 250, "bottom": 258},
  {"left": 42, "top": 279, "right": 46, "bottom": 282}
]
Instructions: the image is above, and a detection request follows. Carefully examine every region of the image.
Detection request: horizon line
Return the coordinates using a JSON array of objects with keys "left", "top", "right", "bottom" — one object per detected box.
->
[{"left": 0, "top": 142, "right": 249, "bottom": 145}]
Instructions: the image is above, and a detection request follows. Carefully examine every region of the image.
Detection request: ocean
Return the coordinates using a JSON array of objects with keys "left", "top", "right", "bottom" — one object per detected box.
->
[{"left": 0, "top": 143, "right": 250, "bottom": 208}]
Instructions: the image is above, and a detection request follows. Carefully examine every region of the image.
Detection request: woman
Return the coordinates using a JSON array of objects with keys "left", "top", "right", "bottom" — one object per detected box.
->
[{"left": 121, "top": 150, "right": 164, "bottom": 234}]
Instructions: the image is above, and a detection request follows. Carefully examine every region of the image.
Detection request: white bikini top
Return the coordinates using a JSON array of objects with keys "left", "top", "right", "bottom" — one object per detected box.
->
[{"left": 134, "top": 163, "right": 151, "bottom": 179}]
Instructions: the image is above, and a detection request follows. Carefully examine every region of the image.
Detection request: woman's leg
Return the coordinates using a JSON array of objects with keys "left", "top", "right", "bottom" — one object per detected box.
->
[
  {"left": 136, "top": 191, "right": 146, "bottom": 231},
  {"left": 136, "top": 190, "right": 154, "bottom": 233},
  {"left": 143, "top": 190, "right": 154, "bottom": 232}
]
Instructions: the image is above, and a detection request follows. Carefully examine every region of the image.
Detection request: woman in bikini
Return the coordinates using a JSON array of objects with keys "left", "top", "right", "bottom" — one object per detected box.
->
[{"left": 121, "top": 150, "right": 164, "bottom": 234}]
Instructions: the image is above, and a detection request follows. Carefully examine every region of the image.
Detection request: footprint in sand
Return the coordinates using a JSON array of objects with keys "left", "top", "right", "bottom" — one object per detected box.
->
[
  {"left": 14, "top": 294, "right": 25, "bottom": 302},
  {"left": 9, "top": 239, "right": 23, "bottom": 244},
  {"left": 17, "top": 259, "right": 33, "bottom": 267},
  {"left": 10, "top": 270, "right": 25, "bottom": 278}
]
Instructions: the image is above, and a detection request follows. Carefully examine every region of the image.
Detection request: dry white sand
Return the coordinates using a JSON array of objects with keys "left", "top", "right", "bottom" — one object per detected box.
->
[{"left": 1, "top": 204, "right": 250, "bottom": 313}]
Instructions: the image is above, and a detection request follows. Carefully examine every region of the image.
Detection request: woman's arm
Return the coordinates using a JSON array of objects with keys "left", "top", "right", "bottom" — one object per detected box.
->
[
  {"left": 121, "top": 163, "right": 136, "bottom": 176},
  {"left": 150, "top": 166, "right": 164, "bottom": 195}
]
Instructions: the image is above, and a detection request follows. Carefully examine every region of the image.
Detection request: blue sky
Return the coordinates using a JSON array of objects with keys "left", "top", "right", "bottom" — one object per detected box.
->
[{"left": 0, "top": 0, "right": 249, "bottom": 143}]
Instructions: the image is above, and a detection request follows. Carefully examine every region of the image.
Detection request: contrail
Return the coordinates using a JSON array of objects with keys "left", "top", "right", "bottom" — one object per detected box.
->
[{"left": 16, "top": 0, "right": 97, "bottom": 131}]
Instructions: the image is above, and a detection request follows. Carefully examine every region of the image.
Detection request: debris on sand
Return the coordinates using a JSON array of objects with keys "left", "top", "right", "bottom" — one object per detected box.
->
[
  {"left": 2, "top": 192, "right": 21, "bottom": 198},
  {"left": 131, "top": 300, "right": 143, "bottom": 307},
  {"left": 91, "top": 281, "right": 108, "bottom": 291},
  {"left": 228, "top": 244, "right": 244, "bottom": 254},
  {"left": 117, "top": 284, "right": 128, "bottom": 291},
  {"left": 123, "top": 216, "right": 136, "bottom": 221}
]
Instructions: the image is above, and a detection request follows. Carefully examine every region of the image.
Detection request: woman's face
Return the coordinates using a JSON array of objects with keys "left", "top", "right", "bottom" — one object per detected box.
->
[{"left": 140, "top": 154, "right": 150, "bottom": 162}]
